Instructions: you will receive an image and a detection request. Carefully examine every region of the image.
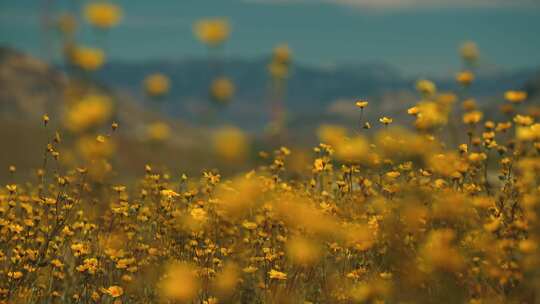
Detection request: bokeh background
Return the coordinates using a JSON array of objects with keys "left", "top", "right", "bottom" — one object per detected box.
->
[{"left": 1, "top": 0, "right": 540, "bottom": 182}]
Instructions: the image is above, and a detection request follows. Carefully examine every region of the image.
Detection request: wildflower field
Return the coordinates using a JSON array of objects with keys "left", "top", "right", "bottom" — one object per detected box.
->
[{"left": 1, "top": 1, "right": 540, "bottom": 304}]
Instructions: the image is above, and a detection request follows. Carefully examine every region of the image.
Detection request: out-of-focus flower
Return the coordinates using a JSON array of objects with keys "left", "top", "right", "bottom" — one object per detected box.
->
[
  {"left": 421, "top": 229, "right": 464, "bottom": 272},
  {"left": 286, "top": 237, "right": 322, "bottom": 266},
  {"left": 463, "top": 111, "right": 483, "bottom": 125},
  {"left": 84, "top": 2, "right": 122, "bottom": 29},
  {"left": 146, "top": 122, "right": 171, "bottom": 142},
  {"left": 407, "top": 106, "right": 419, "bottom": 116},
  {"left": 268, "top": 44, "right": 292, "bottom": 80},
  {"left": 460, "top": 41, "right": 479, "bottom": 64},
  {"left": 317, "top": 124, "right": 347, "bottom": 146},
  {"left": 462, "top": 98, "right": 477, "bottom": 111},
  {"left": 160, "top": 263, "right": 200, "bottom": 302},
  {"left": 334, "top": 136, "right": 369, "bottom": 163},
  {"left": 516, "top": 124, "right": 540, "bottom": 141},
  {"left": 268, "top": 61, "right": 289, "bottom": 80},
  {"left": 413, "top": 101, "right": 448, "bottom": 130},
  {"left": 213, "top": 263, "right": 240, "bottom": 297},
  {"left": 76, "top": 135, "right": 115, "bottom": 160},
  {"left": 505, "top": 90, "right": 527, "bottom": 104},
  {"left": 416, "top": 79, "right": 437, "bottom": 97},
  {"left": 272, "top": 44, "right": 292, "bottom": 64},
  {"left": 211, "top": 77, "right": 235, "bottom": 103},
  {"left": 144, "top": 73, "right": 170, "bottom": 97},
  {"left": 212, "top": 126, "right": 249, "bottom": 162},
  {"left": 64, "top": 94, "right": 113, "bottom": 132},
  {"left": 456, "top": 70, "right": 474, "bottom": 86},
  {"left": 514, "top": 114, "right": 534, "bottom": 126},
  {"left": 193, "top": 18, "right": 230, "bottom": 47},
  {"left": 70, "top": 46, "right": 105, "bottom": 71}
]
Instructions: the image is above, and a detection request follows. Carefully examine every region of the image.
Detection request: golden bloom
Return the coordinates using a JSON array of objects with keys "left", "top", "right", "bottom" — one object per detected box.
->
[
  {"left": 213, "top": 263, "right": 240, "bottom": 297},
  {"left": 468, "top": 152, "right": 487, "bottom": 163},
  {"left": 505, "top": 90, "right": 527, "bottom": 104},
  {"left": 416, "top": 79, "right": 437, "bottom": 97},
  {"left": 160, "top": 263, "right": 200, "bottom": 301},
  {"left": 243, "top": 266, "right": 258, "bottom": 274},
  {"left": 190, "top": 207, "right": 208, "bottom": 222},
  {"left": 242, "top": 221, "right": 257, "bottom": 230},
  {"left": 385, "top": 171, "right": 400, "bottom": 179},
  {"left": 462, "top": 98, "right": 477, "bottom": 111},
  {"left": 413, "top": 101, "right": 448, "bottom": 130},
  {"left": 84, "top": 2, "right": 122, "bottom": 29},
  {"left": 407, "top": 106, "right": 419, "bottom": 115},
  {"left": 460, "top": 41, "right": 479, "bottom": 64},
  {"left": 193, "top": 18, "right": 230, "bottom": 47},
  {"left": 96, "top": 135, "right": 106, "bottom": 143},
  {"left": 519, "top": 239, "right": 538, "bottom": 254},
  {"left": 273, "top": 44, "right": 292, "bottom": 64},
  {"left": 77, "top": 135, "right": 115, "bottom": 160},
  {"left": 317, "top": 124, "right": 347, "bottom": 146},
  {"left": 161, "top": 189, "right": 180, "bottom": 198},
  {"left": 64, "top": 94, "right": 113, "bottom": 132},
  {"left": 513, "top": 114, "right": 534, "bottom": 126},
  {"left": 456, "top": 70, "right": 474, "bottom": 86},
  {"left": 212, "top": 126, "right": 248, "bottom": 162},
  {"left": 379, "top": 117, "right": 393, "bottom": 125},
  {"left": 268, "top": 61, "right": 289, "bottom": 80},
  {"left": 334, "top": 136, "right": 369, "bottom": 163},
  {"left": 516, "top": 124, "right": 540, "bottom": 141},
  {"left": 286, "top": 237, "right": 321, "bottom": 266},
  {"left": 355, "top": 100, "right": 369, "bottom": 109},
  {"left": 8, "top": 271, "right": 23, "bottom": 280},
  {"left": 70, "top": 46, "right": 105, "bottom": 71},
  {"left": 144, "top": 73, "right": 170, "bottom": 97},
  {"left": 421, "top": 229, "right": 463, "bottom": 272},
  {"left": 268, "top": 269, "right": 287, "bottom": 280},
  {"left": 101, "top": 286, "right": 124, "bottom": 298},
  {"left": 146, "top": 122, "right": 171, "bottom": 142},
  {"left": 463, "top": 111, "right": 483, "bottom": 125},
  {"left": 211, "top": 77, "right": 235, "bottom": 103}
]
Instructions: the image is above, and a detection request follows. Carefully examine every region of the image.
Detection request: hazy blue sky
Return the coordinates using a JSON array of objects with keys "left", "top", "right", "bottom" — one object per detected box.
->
[{"left": 1, "top": 0, "right": 540, "bottom": 75}]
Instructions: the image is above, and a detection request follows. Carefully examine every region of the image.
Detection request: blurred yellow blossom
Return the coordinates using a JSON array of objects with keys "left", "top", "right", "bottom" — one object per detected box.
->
[
  {"left": 194, "top": 18, "right": 230, "bottom": 47},
  {"left": 144, "top": 73, "right": 170, "bottom": 97},
  {"left": 70, "top": 46, "right": 105, "bottom": 71},
  {"left": 505, "top": 90, "right": 527, "bottom": 104},
  {"left": 64, "top": 94, "right": 113, "bottom": 132},
  {"left": 456, "top": 70, "right": 474, "bottom": 86},
  {"left": 211, "top": 77, "right": 235, "bottom": 103},
  {"left": 416, "top": 79, "right": 437, "bottom": 97},
  {"left": 84, "top": 2, "right": 122, "bottom": 29},
  {"left": 460, "top": 41, "right": 480, "bottom": 64},
  {"left": 160, "top": 263, "right": 200, "bottom": 302},
  {"left": 146, "top": 122, "right": 171, "bottom": 142},
  {"left": 212, "top": 126, "right": 249, "bottom": 162}
]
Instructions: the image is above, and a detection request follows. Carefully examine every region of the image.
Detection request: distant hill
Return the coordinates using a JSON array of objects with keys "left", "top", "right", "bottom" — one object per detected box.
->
[
  {"left": 1, "top": 46, "right": 539, "bottom": 181},
  {"left": 0, "top": 47, "right": 242, "bottom": 181},
  {"left": 93, "top": 57, "right": 538, "bottom": 130},
  {"left": 2, "top": 45, "right": 538, "bottom": 134}
]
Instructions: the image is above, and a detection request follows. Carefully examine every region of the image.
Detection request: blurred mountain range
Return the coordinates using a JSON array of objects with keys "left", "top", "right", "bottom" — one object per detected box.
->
[
  {"left": 2, "top": 46, "right": 540, "bottom": 131},
  {"left": 1, "top": 46, "right": 539, "bottom": 180},
  {"left": 94, "top": 56, "right": 539, "bottom": 130}
]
